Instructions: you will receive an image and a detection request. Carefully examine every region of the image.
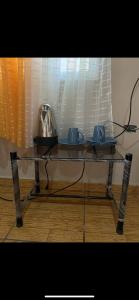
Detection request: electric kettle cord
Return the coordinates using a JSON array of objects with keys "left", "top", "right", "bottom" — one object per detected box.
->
[
  {"left": 47, "top": 160, "right": 85, "bottom": 196},
  {"left": 0, "top": 161, "right": 85, "bottom": 202}
]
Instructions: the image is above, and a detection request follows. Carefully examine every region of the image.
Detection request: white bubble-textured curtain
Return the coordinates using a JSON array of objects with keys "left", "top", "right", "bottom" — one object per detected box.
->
[{"left": 24, "top": 58, "right": 113, "bottom": 147}]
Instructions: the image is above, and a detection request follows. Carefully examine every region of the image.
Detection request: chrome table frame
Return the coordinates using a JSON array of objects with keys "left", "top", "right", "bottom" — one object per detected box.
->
[{"left": 10, "top": 145, "right": 133, "bottom": 235}]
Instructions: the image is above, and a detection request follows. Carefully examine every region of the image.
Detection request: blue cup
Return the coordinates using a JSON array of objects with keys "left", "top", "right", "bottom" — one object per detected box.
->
[
  {"left": 68, "top": 128, "right": 84, "bottom": 144},
  {"left": 93, "top": 125, "right": 105, "bottom": 143}
]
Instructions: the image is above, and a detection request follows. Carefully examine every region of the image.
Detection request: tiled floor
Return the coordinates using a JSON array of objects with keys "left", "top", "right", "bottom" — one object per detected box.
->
[{"left": 0, "top": 184, "right": 139, "bottom": 242}]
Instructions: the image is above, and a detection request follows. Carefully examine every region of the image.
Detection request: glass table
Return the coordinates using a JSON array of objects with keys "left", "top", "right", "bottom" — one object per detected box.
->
[{"left": 10, "top": 143, "right": 133, "bottom": 235}]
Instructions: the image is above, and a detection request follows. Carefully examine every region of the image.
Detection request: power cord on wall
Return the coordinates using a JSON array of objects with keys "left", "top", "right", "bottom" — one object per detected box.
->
[{"left": 112, "top": 77, "right": 139, "bottom": 138}]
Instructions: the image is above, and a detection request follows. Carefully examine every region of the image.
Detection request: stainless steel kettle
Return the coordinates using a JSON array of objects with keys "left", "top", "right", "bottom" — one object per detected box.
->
[{"left": 39, "top": 104, "right": 57, "bottom": 138}]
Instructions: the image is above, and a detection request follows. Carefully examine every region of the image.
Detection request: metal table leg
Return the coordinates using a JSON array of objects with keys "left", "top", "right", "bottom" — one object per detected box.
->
[
  {"left": 116, "top": 153, "right": 133, "bottom": 235},
  {"left": 34, "top": 160, "right": 40, "bottom": 193},
  {"left": 34, "top": 144, "right": 40, "bottom": 193},
  {"left": 106, "top": 161, "right": 114, "bottom": 199},
  {"left": 10, "top": 152, "right": 23, "bottom": 227}
]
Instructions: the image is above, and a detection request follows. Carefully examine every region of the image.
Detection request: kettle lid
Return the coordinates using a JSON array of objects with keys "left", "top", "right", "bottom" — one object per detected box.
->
[{"left": 40, "top": 104, "right": 51, "bottom": 111}]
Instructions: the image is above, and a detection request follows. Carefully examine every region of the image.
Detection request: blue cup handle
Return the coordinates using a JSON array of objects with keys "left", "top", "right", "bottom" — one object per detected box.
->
[{"left": 79, "top": 131, "right": 84, "bottom": 142}]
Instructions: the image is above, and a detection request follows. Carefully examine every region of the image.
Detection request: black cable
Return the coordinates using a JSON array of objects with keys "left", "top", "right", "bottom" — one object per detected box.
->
[
  {"left": 48, "top": 160, "right": 85, "bottom": 196},
  {"left": 112, "top": 77, "right": 139, "bottom": 139},
  {"left": 29, "top": 152, "right": 85, "bottom": 199},
  {"left": 1, "top": 149, "right": 82, "bottom": 202},
  {"left": 42, "top": 144, "right": 55, "bottom": 157},
  {"left": 43, "top": 144, "right": 85, "bottom": 195},
  {"left": 128, "top": 78, "right": 139, "bottom": 125},
  {"left": 28, "top": 160, "right": 85, "bottom": 200},
  {"left": 45, "top": 160, "right": 49, "bottom": 189},
  {"left": 111, "top": 121, "right": 125, "bottom": 129},
  {"left": 0, "top": 195, "right": 24, "bottom": 202},
  {"left": 0, "top": 195, "right": 13, "bottom": 201},
  {"left": 42, "top": 145, "right": 54, "bottom": 190}
]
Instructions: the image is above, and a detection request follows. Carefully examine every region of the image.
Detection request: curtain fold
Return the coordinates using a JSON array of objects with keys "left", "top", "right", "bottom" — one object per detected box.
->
[
  {"left": 0, "top": 58, "right": 26, "bottom": 147},
  {"left": 24, "top": 58, "right": 42, "bottom": 148}
]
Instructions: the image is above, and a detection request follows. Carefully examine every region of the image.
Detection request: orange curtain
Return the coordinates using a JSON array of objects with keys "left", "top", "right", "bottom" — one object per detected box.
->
[{"left": 0, "top": 58, "right": 26, "bottom": 147}]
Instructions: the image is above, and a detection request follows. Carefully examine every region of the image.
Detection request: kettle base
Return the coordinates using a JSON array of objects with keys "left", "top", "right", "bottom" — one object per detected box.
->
[{"left": 33, "top": 136, "right": 58, "bottom": 146}]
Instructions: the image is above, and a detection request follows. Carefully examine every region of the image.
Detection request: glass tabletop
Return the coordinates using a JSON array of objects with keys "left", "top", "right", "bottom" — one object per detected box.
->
[
  {"left": 12, "top": 143, "right": 126, "bottom": 241},
  {"left": 18, "top": 143, "right": 124, "bottom": 161}
]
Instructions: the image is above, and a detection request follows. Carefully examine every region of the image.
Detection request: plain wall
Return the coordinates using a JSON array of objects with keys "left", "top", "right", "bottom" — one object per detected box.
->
[{"left": 0, "top": 58, "right": 139, "bottom": 185}]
